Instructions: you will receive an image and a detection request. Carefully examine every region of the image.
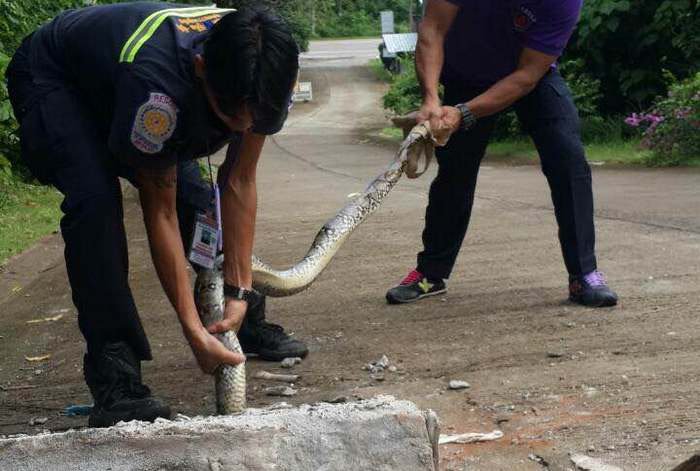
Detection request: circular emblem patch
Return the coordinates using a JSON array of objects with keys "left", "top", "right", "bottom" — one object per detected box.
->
[
  {"left": 142, "top": 109, "right": 173, "bottom": 138},
  {"left": 131, "top": 92, "right": 178, "bottom": 154}
]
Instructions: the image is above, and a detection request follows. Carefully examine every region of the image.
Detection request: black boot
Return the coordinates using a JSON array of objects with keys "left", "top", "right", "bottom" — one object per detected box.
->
[
  {"left": 238, "top": 292, "right": 309, "bottom": 361},
  {"left": 84, "top": 342, "right": 171, "bottom": 428}
]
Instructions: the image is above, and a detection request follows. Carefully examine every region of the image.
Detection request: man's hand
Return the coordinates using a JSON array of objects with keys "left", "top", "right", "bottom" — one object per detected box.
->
[
  {"left": 207, "top": 298, "right": 247, "bottom": 335},
  {"left": 187, "top": 326, "right": 246, "bottom": 374},
  {"left": 436, "top": 105, "right": 462, "bottom": 133},
  {"left": 417, "top": 99, "right": 444, "bottom": 124}
]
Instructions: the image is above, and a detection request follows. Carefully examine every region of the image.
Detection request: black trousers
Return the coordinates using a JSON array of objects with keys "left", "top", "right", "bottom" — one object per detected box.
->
[
  {"left": 417, "top": 70, "right": 597, "bottom": 280},
  {"left": 7, "top": 37, "right": 231, "bottom": 361}
]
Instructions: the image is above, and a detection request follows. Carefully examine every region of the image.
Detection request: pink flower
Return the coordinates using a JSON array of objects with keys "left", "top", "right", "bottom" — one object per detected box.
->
[
  {"left": 645, "top": 113, "right": 664, "bottom": 124},
  {"left": 625, "top": 113, "right": 642, "bottom": 127}
]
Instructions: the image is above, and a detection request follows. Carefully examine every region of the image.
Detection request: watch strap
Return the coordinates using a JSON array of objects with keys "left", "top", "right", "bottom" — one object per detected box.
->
[
  {"left": 223, "top": 283, "right": 254, "bottom": 302},
  {"left": 455, "top": 103, "right": 477, "bottom": 131}
]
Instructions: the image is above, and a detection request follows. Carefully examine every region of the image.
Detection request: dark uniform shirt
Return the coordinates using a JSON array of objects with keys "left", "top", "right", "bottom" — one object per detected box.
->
[
  {"left": 442, "top": 0, "right": 583, "bottom": 87},
  {"left": 28, "top": 2, "right": 287, "bottom": 169}
]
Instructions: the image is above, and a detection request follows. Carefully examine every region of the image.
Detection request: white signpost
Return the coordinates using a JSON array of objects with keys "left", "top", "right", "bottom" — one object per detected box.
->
[{"left": 380, "top": 10, "right": 395, "bottom": 34}]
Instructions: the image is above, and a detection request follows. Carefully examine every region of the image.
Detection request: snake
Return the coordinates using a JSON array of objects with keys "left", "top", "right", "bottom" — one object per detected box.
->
[{"left": 194, "top": 121, "right": 436, "bottom": 414}]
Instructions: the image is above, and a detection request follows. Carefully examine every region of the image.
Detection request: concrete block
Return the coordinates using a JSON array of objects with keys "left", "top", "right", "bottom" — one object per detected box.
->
[{"left": 0, "top": 396, "right": 439, "bottom": 471}]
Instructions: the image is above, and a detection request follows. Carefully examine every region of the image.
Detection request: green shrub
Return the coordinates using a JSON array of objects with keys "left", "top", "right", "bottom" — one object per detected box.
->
[
  {"left": 0, "top": 50, "right": 17, "bottom": 180},
  {"left": 559, "top": 59, "right": 602, "bottom": 118},
  {"left": 569, "top": 0, "right": 699, "bottom": 112},
  {"left": 626, "top": 72, "right": 700, "bottom": 166},
  {"left": 316, "top": 10, "right": 376, "bottom": 37},
  {"left": 381, "top": 60, "right": 423, "bottom": 116},
  {"left": 1, "top": 0, "right": 92, "bottom": 182},
  {"left": 580, "top": 116, "right": 632, "bottom": 144},
  {"left": 491, "top": 112, "right": 523, "bottom": 141}
]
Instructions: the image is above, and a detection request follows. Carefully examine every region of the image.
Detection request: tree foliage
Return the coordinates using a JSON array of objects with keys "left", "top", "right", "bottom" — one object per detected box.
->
[
  {"left": 0, "top": 0, "right": 91, "bottom": 182},
  {"left": 310, "top": 0, "right": 420, "bottom": 37},
  {"left": 568, "top": 0, "right": 700, "bottom": 112}
]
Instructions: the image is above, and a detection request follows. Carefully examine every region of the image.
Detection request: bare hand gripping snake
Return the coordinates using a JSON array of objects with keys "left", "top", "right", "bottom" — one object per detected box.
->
[{"left": 194, "top": 119, "right": 443, "bottom": 414}]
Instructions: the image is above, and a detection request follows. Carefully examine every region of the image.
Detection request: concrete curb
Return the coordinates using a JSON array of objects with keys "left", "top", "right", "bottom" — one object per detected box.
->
[{"left": 0, "top": 396, "right": 439, "bottom": 471}]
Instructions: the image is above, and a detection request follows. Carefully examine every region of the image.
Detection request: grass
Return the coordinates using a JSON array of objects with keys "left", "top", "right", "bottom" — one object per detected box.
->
[
  {"left": 369, "top": 58, "right": 394, "bottom": 83},
  {"left": 487, "top": 138, "right": 700, "bottom": 166},
  {"left": 486, "top": 139, "right": 657, "bottom": 165},
  {"left": 0, "top": 179, "right": 62, "bottom": 265},
  {"left": 376, "top": 126, "right": 700, "bottom": 167},
  {"left": 379, "top": 126, "right": 404, "bottom": 140}
]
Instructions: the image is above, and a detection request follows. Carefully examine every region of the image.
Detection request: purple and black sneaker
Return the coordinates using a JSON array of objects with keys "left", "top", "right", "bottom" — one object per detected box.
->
[{"left": 569, "top": 271, "right": 618, "bottom": 307}]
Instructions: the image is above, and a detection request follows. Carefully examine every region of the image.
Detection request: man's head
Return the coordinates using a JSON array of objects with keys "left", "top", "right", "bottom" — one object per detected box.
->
[{"left": 194, "top": 6, "right": 299, "bottom": 133}]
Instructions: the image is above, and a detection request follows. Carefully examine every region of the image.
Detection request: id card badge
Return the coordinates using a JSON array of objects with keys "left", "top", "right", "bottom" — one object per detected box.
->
[{"left": 188, "top": 185, "right": 222, "bottom": 269}]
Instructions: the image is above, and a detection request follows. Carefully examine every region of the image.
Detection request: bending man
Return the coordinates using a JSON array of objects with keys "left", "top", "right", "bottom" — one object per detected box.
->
[{"left": 7, "top": 3, "right": 307, "bottom": 427}]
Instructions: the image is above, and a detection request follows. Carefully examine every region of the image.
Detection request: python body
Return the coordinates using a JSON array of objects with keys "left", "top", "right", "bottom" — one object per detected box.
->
[{"left": 194, "top": 122, "right": 436, "bottom": 414}]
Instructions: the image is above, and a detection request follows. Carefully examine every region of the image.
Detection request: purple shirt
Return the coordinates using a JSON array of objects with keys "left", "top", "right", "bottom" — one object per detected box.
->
[{"left": 442, "top": 0, "right": 583, "bottom": 86}]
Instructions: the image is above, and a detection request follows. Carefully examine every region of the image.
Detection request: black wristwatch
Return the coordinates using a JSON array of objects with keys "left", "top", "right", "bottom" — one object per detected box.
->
[
  {"left": 223, "top": 283, "right": 255, "bottom": 303},
  {"left": 455, "top": 103, "right": 477, "bottom": 131}
]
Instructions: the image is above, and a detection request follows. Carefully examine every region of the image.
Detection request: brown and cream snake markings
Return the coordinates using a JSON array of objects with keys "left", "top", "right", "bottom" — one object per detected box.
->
[{"left": 195, "top": 120, "right": 440, "bottom": 414}]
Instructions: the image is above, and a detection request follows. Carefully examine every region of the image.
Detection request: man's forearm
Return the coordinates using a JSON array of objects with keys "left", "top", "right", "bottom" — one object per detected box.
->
[
  {"left": 416, "top": 23, "right": 445, "bottom": 104},
  {"left": 465, "top": 69, "right": 539, "bottom": 118},
  {"left": 463, "top": 48, "right": 557, "bottom": 119},
  {"left": 221, "top": 175, "right": 256, "bottom": 289},
  {"left": 220, "top": 133, "right": 264, "bottom": 290},
  {"left": 140, "top": 197, "right": 202, "bottom": 336}
]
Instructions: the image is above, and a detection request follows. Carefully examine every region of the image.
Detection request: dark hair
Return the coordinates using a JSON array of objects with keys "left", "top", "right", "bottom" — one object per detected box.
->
[{"left": 204, "top": 6, "right": 299, "bottom": 122}]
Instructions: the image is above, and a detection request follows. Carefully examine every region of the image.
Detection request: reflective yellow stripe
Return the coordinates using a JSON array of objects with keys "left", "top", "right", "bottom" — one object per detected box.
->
[
  {"left": 119, "top": 7, "right": 234, "bottom": 63},
  {"left": 120, "top": 7, "right": 205, "bottom": 62}
]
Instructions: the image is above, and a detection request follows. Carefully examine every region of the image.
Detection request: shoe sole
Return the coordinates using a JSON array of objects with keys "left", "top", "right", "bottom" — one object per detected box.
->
[
  {"left": 88, "top": 405, "right": 171, "bottom": 428},
  {"left": 569, "top": 295, "right": 618, "bottom": 308},
  {"left": 386, "top": 288, "right": 447, "bottom": 305}
]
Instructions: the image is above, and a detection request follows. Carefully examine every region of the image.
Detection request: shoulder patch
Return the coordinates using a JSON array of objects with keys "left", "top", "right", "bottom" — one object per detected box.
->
[{"left": 131, "top": 93, "right": 178, "bottom": 154}]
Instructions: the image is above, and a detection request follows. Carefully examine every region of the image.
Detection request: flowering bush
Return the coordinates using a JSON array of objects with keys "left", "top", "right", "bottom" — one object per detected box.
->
[{"left": 626, "top": 72, "right": 700, "bottom": 166}]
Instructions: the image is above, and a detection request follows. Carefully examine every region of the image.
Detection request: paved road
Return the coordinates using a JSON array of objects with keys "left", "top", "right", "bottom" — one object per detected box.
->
[
  {"left": 1, "top": 40, "right": 699, "bottom": 470},
  {"left": 301, "top": 38, "right": 381, "bottom": 68}
]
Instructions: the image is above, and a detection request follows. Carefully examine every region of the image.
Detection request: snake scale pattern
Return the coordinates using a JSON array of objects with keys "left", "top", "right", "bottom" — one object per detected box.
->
[
  {"left": 194, "top": 123, "right": 433, "bottom": 414},
  {"left": 194, "top": 263, "right": 247, "bottom": 414}
]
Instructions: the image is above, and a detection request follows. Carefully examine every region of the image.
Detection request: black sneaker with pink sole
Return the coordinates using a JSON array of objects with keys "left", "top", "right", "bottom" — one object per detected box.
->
[{"left": 386, "top": 269, "right": 447, "bottom": 304}]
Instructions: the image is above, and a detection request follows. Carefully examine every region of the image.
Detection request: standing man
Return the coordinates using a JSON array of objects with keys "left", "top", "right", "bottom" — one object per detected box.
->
[
  {"left": 386, "top": 0, "right": 618, "bottom": 307},
  {"left": 6, "top": 3, "right": 307, "bottom": 427}
]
